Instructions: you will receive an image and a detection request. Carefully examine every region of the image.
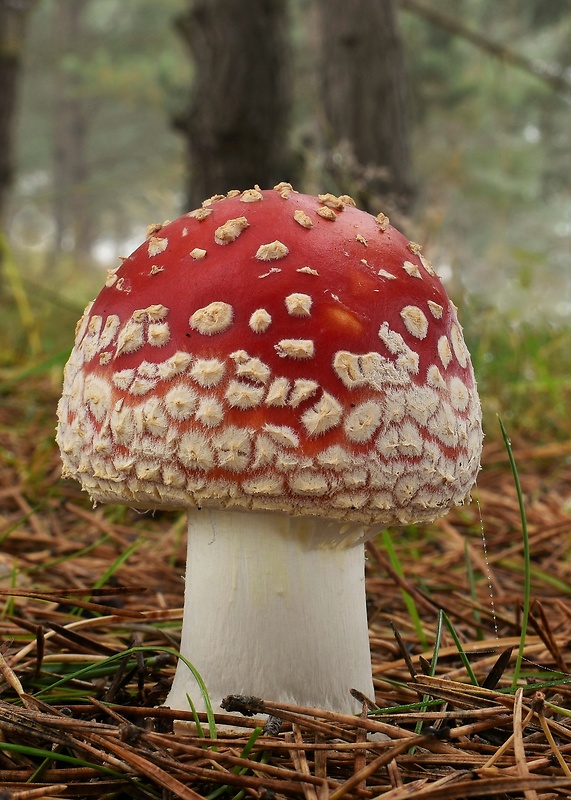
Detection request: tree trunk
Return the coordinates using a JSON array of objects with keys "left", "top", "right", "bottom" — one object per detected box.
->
[
  {"left": 51, "top": 0, "right": 92, "bottom": 268},
  {"left": 316, "top": 0, "right": 413, "bottom": 216},
  {"left": 176, "top": 0, "right": 294, "bottom": 209},
  {"left": 0, "top": 0, "right": 36, "bottom": 227}
]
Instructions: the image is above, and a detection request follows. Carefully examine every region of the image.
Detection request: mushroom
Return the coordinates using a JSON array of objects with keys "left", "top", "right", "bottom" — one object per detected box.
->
[{"left": 56, "top": 185, "right": 483, "bottom": 718}]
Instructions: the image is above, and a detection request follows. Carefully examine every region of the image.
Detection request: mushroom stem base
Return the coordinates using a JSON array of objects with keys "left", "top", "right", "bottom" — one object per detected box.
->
[{"left": 164, "top": 508, "right": 375, "bottom": 717}]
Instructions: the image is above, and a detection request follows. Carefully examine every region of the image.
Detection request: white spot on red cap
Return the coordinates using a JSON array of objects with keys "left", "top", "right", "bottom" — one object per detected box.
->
[
  {"left": 231, "top": 351, "right": 271, "bottom": 383},
  {"left": 147, "top": 236, "right": 168, "bottom": 257},
  {"left": 190, "top": 301, "right": 233, "bottom": 335},
  {"left": 190, "top": 358, "right": 226, "bottom": 387},
  {"left": 438, "top": 336, "right": 453, "bottom": 369},
  {"left": 110, "top": 407, "right": 135, "bottom": 447},
  {"left": 318, "top": 193, "right": 345, "bottom": 210},
  {"left": 137, "top": 361, "right": 158, "bottom": 379},
  {"left": 243, "top": 475, "right": 284, "bottom": 496},
  {"left": 293, "top": 209, "right": 313, "bottom": 228},
  {"left": 136, "top": 305, "right": 168, "bottom": 322},
  {"left": 427, "top": 364, "right": 447, "bottom": 391},
  {"left": 316, "top": 445, "right": 351, "bottom": 471},
  {"left": 265, "top": 377, "right": 290, "bottom": 406},
  {"left": 263, "top": 424, "right": 299, "bottom": 448},
  {"left": 400, "top": 305, "right": 429, "bottom": 339},
  {"left": 225, "top": 380, "right": 264, "bottom": 409},
  {"left": 147, "top": 322, "right": 170, "bottom": 347},
  {"left": 402, "top": 260, "right": 422, "bottom": 279},
  {"left": 105, "top": 268, "right": 119, "bottom": 288},
  {"left": 275, "top": 339, "right": 315, "bottom": 359},
  {"left": 252, "top": 435, "right": 277, "bottom": 468},
  {"left": 115, "top": 320, "right": 145, "bottom": 357},
  {"left": 344, "top": 401, "right": 383, "bottom": 443},
  {"left": 190, "top": 248, "right": 207, "bottom": 260},
  {"left": 289, "top": 471, "right": 329, "bottom": 496},
  {"left": 285, "top": 293, "right": 312, "bottom": 317},
  {"left": 240, "top": 188, "right": 263, "bottom": 203},
  {"left": 195, "top": 396, "right": 224, "bottom": 427},
  {"left": 164, "top": 384, "right": 198, "bottom": 420},
  {"left": 420, "top": 254, "right": 436, "bottom": 276},
  {"left": 289, "top": 379, "right": 319, "bottom": 407},
  {"left": 83, "top": 375, "right": 111, "bottom": 422},
  {"left": 316, "top": 206, "right": 337, "bottom": 221},
  {"left": 378, "top": 269, "right": 396, "bottom": 280},
  {"left": 301, "top": 392, "right": 343, "bottom": 436},
  {"left": 378, "top": 324, "right": 420, "bottom": 374},
  {"left": 428, "top": 300, "right": 444, "bottom": 319},
  {"left": 405, "top": 386, "right": 439, "bottom": 426},
  {"left": 203, "top": 194, "right": 225, "bottom": 206},
  {"left": 98, "top": 315, "right": 120, "bottom": 350},
  {"left": 249, "top": 308, "right": 272, "bottom": 333},
  {"left": 187, "top": 207, "right": 213, "bottom": 221},
  {"left": 449, "top": 376, "right": 470, "bottom": 411},
  {"left": 129, "top": 377, "right": 156, "bottom": 396},
  {"left": 157, "top": 351, "right": 193, "bottom": 380},
  {"left": 178, "top": 430, "right": 215, "bottom": 471},
  {"left": 255, "top": 241, "right": 289, "bottom": 261},
  {"left": 273, "top": 181, "right": 296, "bottom": 197},
  {"left": 112, "top": 369, "right": 135, "bottom": 390},
  {"left": 215, "top": 426, "right": 251, "bottom": 472},
  {"left": 258, "top": 267, "right": 282, "bottom": 279},
  {"left": 375, "top": 212, "right": 389, "bottom": 231},
  {"left": 139, "top": 397, "right": 168, "bottom": 438},
  {"left": 214, "top": 216, "right": 249, "bottom": 245},
  {"left": 428, "top": 404, "right": 459, "bottom": 448},
  {"left": 450, "top": 324, "right": 468, "bottom": 368}
]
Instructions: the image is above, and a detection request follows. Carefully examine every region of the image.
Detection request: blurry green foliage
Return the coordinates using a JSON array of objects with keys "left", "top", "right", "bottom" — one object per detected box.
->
[{"left": 400, "top": 1, "right": 571, "bottom": 320}]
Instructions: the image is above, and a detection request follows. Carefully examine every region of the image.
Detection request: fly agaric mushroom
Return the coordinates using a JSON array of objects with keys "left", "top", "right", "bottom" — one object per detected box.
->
[{"left": 57, "top": 185, "right": 482, "bottom": 717}]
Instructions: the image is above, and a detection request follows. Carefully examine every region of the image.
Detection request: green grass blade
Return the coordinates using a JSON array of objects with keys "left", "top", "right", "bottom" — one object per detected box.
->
[
  {"left": 185, "top": 691, "right": 208, "bottom": 739},
  {"left": 413, "top": 609, "right": 445, "bottom": 737},
  {"left": 207, "top": 727, "right": 264, "bottom": 800},
  {"left": 27, "top": 534, "right": 110, "bottom": 573},
  {"left": 32, "top": 646, "right": 215, "bottom": 725},
  {"left": 441, "top": 611, "right": 479, "bottom": 686},
  {"left": 381, "top": 529, "right": 427, "bottom": 649},
  {"left": 91, "top": 537, "right": 143, "bottom": 591},
  {"left": 0, "top": 741, "right": 124, "bottom": 778},
  {"left": 498, "top": 417, "right": 531, "bottom": 689}
]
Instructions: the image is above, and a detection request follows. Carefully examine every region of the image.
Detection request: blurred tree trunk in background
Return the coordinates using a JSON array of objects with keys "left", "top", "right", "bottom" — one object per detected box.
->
[
  {"left": 50, "top": 0, "right": 93, "bottom": 269},
  {"left": 0, "top": 0, "right": 36, "bottom": 228},
  {"left": 316, "top": 0, "right": 413, "bottom": 217},
  {"left": 176, "top": 0, "right": 294, "bottom": 209}
]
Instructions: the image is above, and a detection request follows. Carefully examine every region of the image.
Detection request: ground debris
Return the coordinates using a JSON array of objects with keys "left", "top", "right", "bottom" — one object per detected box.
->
[{"left": 0, "top": 376, "right": 570, "bottom": 797}]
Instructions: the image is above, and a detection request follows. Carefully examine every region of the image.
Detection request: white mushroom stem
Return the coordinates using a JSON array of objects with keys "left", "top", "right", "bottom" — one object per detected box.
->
[{"left": 165, "top": 508, "right": 375, "bottom": 717}]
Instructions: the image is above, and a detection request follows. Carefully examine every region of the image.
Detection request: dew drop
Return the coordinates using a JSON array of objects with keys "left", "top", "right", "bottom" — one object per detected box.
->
[{"left": 476, "top": 495, "right": 499, "bottom": 639}]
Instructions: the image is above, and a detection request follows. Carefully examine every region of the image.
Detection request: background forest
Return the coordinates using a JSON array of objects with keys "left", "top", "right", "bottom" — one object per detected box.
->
[
  {"left": 3, "top": 0, "right": 571, "bottom": 439},
  {"left": 5, "top": 1, "right": 571, "bottom": 304}
]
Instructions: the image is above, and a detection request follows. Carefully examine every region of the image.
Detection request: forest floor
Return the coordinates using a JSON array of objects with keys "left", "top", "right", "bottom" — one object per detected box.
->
[{"left": 1, "top": 372, "right": 571, "bottom": 799}]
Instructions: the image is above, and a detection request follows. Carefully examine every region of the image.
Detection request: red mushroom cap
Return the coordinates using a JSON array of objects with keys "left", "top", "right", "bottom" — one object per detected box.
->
[{"left": 57, "top": 185, "right": 482, "bottom": 525}]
